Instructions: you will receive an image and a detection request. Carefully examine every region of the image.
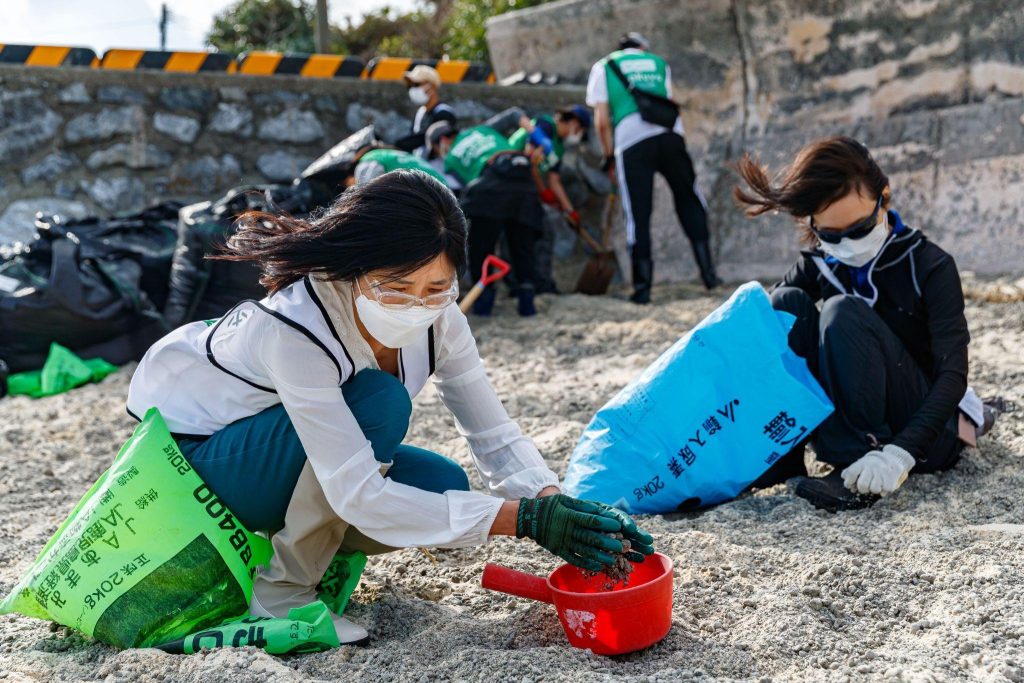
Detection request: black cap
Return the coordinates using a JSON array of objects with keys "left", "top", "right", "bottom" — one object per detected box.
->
[
  {"left": 426, "top": 120, "right": 458, "bottom": 148},
  {"left": 619, "top": 32, "right": 650, "bottom": 51}
]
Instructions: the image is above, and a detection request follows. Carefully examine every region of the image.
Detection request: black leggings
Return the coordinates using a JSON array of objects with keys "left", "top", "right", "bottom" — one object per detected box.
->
[
  {"left": 771, "top": 287, "right": 961, "bottom": 472},
  {"left": 619, "top": 132, "right": 708, "bottom": 260},
  {"left": 467, "top": 215, "right": 536, "bottom": 290}
]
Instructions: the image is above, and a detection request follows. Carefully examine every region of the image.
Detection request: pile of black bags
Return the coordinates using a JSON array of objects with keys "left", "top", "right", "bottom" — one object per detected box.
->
[{"left": 0, "top": 126, "right": 380, "bottom": 373}]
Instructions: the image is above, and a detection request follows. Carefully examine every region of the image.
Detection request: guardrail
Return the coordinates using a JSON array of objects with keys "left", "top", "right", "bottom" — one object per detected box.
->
[
  {"left": 0, "top": 44, "right": 512, "bottom": 85},
  {"left": 99, "top": 49, "right": 236, "bottom": 73},
  {"left": 0, "top": 44, "right": 98, "bottom": 67},
  {"left": 363, "top": 57, "right": 495, "bottom": 83},
  {"left": 236, "top": 51, "right": 364, "bottom": 78}
]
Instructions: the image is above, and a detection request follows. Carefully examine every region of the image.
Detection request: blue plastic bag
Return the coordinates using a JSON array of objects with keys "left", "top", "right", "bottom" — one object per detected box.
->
[{"left": 564, "top": 282, "right": 833, "bottom": 513}]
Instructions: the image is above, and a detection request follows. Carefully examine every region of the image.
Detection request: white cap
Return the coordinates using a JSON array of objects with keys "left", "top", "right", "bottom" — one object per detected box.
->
[{"left": 402, "top": 64, "right": 441, "bottom": 88}]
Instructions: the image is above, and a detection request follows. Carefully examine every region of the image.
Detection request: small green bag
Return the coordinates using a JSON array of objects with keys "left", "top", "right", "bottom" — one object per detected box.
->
[
  {"left": 155, "top": 601, "right": 340, "bottom": 655},
  {"left": 6, "top": 343, "right": 118, "bottom": 398}
]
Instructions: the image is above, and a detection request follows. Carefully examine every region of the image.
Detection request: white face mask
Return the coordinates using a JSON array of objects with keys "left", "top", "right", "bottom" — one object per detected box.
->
[
  {"left": 354, "top": 288, "right": 447, "bottom": 349},
  {"left": 564, "top": 131, "right": 583, "bottom": 145},
  {"left": 408, "top": 85, "right": 430, "bottom": 106},
  {"left": 818, "top": 214, "right": 891, "bottom": 268}
]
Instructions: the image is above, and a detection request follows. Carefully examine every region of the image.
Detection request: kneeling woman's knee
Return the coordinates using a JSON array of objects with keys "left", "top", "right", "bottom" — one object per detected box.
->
[
  {"left": 434, "top": 458, "right": 470, "bottom": 493},
  {"left": 820, "top": 294, "right": 872, "bottom": 332},
  {"left": 412, "top": 453, "right": 471, "bottom": 494},
  {"left": 343, "top": 369, "right": 412, "bottom": 446}
]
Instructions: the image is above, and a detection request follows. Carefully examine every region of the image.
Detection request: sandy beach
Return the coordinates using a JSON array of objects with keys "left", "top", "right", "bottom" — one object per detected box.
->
[{"left": 1, "top": 279, "right": 1022, "bottom": 683}]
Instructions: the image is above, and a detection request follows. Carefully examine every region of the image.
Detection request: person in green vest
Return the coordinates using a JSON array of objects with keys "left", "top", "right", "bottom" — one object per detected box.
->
[
  {"left": 351, "top": 147, "right": 449, "bottom": 187},
  {"left": 587, "top": 32, "right": 721, "bottom": 303},
  {"left": 439, "top": 108, "right": 548, "bottom": 317},
  {"left": 508, "top": 106, "right": 592, "bottom": 294}
]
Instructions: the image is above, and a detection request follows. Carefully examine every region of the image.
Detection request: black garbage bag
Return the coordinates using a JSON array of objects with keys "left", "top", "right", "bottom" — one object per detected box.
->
[
  {"left": 298, "top": 125, "right": 381, "bottom": 207},
  {"left": 163, "top": 183, "right": 315, "bottom": 327},
  {"left": 0, "top": 205, "right": 179, "bottom": 373},
  {"left": 50, "top": 202, "right": 182, "bottom": 310},
  {"left": 163, "top": 127, "right": 383, "bottom": 328}
]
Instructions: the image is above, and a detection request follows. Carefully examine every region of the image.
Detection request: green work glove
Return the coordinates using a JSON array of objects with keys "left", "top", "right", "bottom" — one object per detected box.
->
[
  {"left": 579, "top": 499, "right": 656, "bottom": 563},
  {"left": 516, "top": 494, "right": 653, "bottom": 571}
]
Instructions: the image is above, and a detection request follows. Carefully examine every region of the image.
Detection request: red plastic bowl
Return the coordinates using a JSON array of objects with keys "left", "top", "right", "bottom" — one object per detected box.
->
[{"left": 481, "top": 552, "right": 674, "bottom": 656}]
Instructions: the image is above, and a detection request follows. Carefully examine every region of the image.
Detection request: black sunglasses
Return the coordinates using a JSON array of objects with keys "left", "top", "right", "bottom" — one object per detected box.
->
[{"left": 811, "top": 196, "right": 883, "bottom": 245}]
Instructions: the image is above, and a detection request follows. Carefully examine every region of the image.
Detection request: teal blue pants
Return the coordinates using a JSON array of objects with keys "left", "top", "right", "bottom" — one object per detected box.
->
[{"left": 177, "top": 369, "right": 470, "bottom": 533}]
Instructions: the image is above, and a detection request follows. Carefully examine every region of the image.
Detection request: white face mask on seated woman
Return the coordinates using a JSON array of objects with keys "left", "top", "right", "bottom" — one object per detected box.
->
[
  {"left": 354, "top": 274, "right": 458, "bottom": 349},
  {"left": 817, "top": 212, "right": 891, "bottom": 268}
]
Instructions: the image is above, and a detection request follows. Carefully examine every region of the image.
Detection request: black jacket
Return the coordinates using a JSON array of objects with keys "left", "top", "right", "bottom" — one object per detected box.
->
[
  {"left": 777, "top": 215, "right": 970, "bottom": 460},
  {"left": 394, "top": 102, "right": 457, "bottom": 153}
]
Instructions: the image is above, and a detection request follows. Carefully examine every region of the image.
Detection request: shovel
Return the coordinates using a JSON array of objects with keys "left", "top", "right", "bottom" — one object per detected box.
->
[
  {"left": 481, "top": 552, "right": 674, "bottom": 656},
  {"left": 459, "top": 255, "right": 511, "bottom": 313},
  {"left": 574, "top": 195, "right": 619, "bottom": 296}
]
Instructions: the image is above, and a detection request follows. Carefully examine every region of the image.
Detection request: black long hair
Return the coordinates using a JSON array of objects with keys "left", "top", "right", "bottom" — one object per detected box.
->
[{"left": 215, "top": 170, "right": 467, "bottom": 294}]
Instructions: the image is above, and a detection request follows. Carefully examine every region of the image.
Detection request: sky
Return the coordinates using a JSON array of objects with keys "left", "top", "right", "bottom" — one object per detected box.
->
[{"left": 3, "top": 0, "right": 417, "bottom": 53}]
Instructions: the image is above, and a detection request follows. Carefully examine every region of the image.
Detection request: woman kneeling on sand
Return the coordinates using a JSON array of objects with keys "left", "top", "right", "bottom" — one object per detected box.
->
[
  {"left": 126, "top": 170, "right": 653, "bottom": 645},
  {"left": 735, "top": 136, "right": 975, "bottom": 512}
]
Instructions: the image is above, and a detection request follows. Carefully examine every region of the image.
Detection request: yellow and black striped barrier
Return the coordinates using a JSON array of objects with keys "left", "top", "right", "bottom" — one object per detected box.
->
[
  {"left": 99, "top": 49, "right": 236, "bottom": 73},
  {"left": 364, "top": 57, "right": 495, "bottom": 84},
  {"left": 0, "top": 45, "right": 499, "bottom": 85},
  {"left": 236, "top": 51, "right": 365, "bottom": 78},
  {"left": 0, "top": 44, "right": 98, "bottom": 67}
]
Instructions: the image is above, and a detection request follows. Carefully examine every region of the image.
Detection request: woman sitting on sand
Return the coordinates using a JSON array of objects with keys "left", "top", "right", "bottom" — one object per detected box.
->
[
  {"left": 734, "top": 136, "right": 974, "bottom": 512},
  {"left": 126, "top": 170, "right": 653, "bottom": 645}
]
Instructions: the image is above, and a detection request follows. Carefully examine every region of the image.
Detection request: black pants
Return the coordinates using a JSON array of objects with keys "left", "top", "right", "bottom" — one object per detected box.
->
[
  {"left": 771, "top": 287, "right": 961, "bottom": 472},
  {"left": 467, "top": 215, "right": 536, "bottom": 290},
  {"left": 619, "top": 132, "right": 709, "bottom": 260}
]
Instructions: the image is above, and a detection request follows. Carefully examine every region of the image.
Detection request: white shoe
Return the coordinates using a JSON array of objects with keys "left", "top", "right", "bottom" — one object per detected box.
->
[{"left": 249, "top": 591, "right": 370, "bottom": 646}]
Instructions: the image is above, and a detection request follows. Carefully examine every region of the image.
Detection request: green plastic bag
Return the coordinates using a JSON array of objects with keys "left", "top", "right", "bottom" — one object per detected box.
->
[
  {"left": 318, "top": 551, "right": 367, "bottom": 617},
  {"left": 155, "top": 601, "right": 340, "bottom": 655},
  {"left": 0, "top": 408, "right": 272, "bottom": 648},
  {"left": 7, "top": 343, "right": 118, "bottom": 398}
]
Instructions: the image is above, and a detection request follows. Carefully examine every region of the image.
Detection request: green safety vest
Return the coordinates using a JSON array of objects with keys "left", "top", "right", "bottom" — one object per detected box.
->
[
  {"left": 508, "top": 115, "right": 564, "bottom": 174},
  {"left": 601, "top": 50, "right": 670, "bottom": 128},
  {"left": 357, "top": 148, "right": 447, "bottom": 185},
  {"left": 444, "top": 125, "right": 515, "bottom": 186}
]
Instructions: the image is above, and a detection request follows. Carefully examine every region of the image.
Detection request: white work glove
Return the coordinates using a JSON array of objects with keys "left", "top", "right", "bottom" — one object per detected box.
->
[{"left": 841, "top": 444, "right": 916, "bottom": 496}]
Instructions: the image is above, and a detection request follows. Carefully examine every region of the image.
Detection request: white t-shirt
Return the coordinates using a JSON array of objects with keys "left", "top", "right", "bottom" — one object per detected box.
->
[
  {"left": 127, "top": 278, "right": 558, "bottom": 549},
  {"left": 585, "top": 49, "right": 685, "bottom": 153}
]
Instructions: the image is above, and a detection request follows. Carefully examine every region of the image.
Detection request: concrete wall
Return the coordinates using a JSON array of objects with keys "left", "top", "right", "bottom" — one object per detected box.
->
[
  {"left": 0, "top": 65, "right": 583, "bottom": 244},
  {"left": 488, "top": 0, "right": 1024, "bottom": 278}
]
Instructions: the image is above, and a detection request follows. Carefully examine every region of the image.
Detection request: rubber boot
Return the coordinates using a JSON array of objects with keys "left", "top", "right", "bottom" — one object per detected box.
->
[
  {"left": 692, "top": 241, "right": 723, "bottom": 290},
  {"left": 517, "top": 283, "right": 537, "bottom": 317},
  {"left": 471, "top": 285, "right": 497, "bottom": 317},
  {"left": 250, "top": 462, "right": 370, "bottom": 645},
  {"left": 630, "top": 258, "right": 653, "bottom": 305}
]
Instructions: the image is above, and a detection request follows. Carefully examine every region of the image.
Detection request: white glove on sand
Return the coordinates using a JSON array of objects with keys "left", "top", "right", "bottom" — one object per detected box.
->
[{"left": 841, "top": 445, "right": 916, "bottom": 496}]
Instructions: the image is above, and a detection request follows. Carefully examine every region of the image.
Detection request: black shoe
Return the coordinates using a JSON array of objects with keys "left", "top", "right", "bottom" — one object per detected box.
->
[
  {"left": 0, "top": 358, "right": 8, "bottom": 399},
  {"left": 630, "top": 257, "right": 653, "bottom": 304},
  {"left": 692, "top": 241, "right": 723, "bottom": 290},
  {"left": 978, "top": 396, "right": 1014, "bottom": 439},
  {"left": 791, "top": 470, "right": 878, "bottom": 512},
  {"left": 518, "top": 284, "right": 537, "bottom": 317},
  {"left": 472, "top": 286, "right": 496, "bottom": 317},
  {"left": 748, "top": 448, "right": 807, "bottom": 490}
]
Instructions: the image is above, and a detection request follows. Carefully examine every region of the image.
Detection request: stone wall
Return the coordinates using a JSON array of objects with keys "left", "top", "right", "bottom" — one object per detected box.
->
[
  {"left": 488, "top": 0, "right": 1024, "bottom": 278},
  {"left": 0, "top": 65, "right": 583, "bottom": 244}
]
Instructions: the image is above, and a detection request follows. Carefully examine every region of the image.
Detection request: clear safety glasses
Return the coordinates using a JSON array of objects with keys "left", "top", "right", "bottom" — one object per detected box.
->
[{"left": 359, "top": 277, "right": 459, "bottom": 310}]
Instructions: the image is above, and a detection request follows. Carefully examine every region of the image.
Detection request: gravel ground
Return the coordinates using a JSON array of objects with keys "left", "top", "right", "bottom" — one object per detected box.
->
[{"left": 1, "top": 279, "right": 1022, "bottom": 683}]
